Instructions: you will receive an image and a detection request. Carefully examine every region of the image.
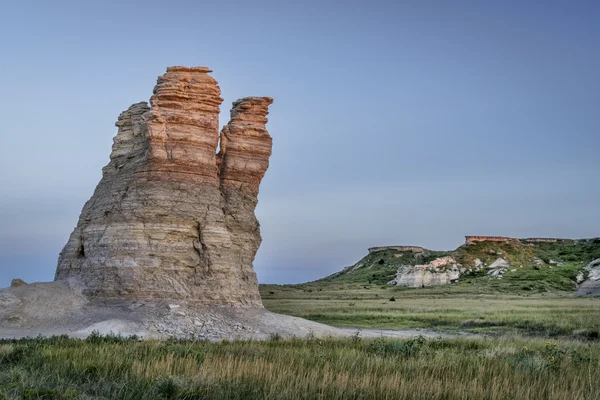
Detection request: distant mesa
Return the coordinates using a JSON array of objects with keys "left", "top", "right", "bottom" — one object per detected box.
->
[
  {"left": 371, "top": 237, "right": 571, "bottom": 250},
  {"left": 465, "top": 236, "right": 567, "bottom": 245},
  {"left": 464, "top": 236, "right": 515, "bottom": 245},
  {"left": 326, "top": 235, "right": 600, "bottom": 295},
  {"left": 368, "top": 246, "right": 427, "bottom": 254},
  {"left": 523, "top": 238, "right": 564, "bottom": 243}
]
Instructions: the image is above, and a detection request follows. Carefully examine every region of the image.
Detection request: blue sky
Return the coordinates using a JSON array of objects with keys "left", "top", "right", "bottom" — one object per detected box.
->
[{"left": 1, "top": 0, "right": 599, "bottom": 287}]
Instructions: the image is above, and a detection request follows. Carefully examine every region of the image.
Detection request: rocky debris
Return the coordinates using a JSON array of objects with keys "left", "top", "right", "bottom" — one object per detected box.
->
[
  {"left": 485, "top": 258, "right": 510, "bottom": 279},
  {"left": 0, "top": 281, "right": 88, "bottom": 326},
  {"left": 0, "top": 282, "right": 343, "bottom": 340},
  {"left": 584, "top": 259, "right": 600, "bottom": 280},
  {"left": 0, "top": 292, "right": 21, "bottom": 308},
  {"left": 487, "top": 258, "right": 510, "bottom": 269},
  {"left": 388, "top": 257, "right": 461, "bottom": 287},
  {"left": 575, "top": 259, "right": 600, "bottom": 297},
  {"left": 54, "top": 66, "right": 273, "bottom": 305},
  {"left": 10, "top": 279, "right": 27, "bottom": 287},
  {"left": 533, "top": 257, "right": 545, "bottom": 265}
]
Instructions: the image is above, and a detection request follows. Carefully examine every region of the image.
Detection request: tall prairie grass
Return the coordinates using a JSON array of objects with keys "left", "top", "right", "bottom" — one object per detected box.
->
[{"left": 0, "top": 334, "right": 598, "bottom": 399}]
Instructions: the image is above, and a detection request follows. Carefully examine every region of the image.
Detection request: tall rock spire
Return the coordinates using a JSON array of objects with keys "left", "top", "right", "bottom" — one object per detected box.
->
[{"left": 55, "top": 67, "right": 273, "bottom": 306}]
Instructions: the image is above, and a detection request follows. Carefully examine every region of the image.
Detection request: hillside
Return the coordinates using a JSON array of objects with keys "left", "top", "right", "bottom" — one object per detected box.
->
[
  {"left": 310, "top": 237, "right": 600, "bottom": 294},
  {"left": 260, "top": 237, "right": 600, "bottom": 339}
]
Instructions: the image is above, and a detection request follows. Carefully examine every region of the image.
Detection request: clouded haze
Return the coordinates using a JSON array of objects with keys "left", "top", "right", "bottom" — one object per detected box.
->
[{"left": 1, "top": 0, "right": 599, "bottom": 287}]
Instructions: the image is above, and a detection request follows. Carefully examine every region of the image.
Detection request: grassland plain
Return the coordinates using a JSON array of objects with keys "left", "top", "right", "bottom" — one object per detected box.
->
[
  {"left": 260, "top": 284, "right": 600, "bottom": 340},
  {"left": 0, "top": 334, "right": 598, "bottom": 399},
  {"left": 259, "top": 238, "right": 600, "bottom": 340}
]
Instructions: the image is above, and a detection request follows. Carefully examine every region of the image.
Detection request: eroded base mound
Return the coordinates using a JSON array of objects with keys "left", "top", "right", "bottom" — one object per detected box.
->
[{"left": 0, "top": 281, "right": 342, "bottom": 340}]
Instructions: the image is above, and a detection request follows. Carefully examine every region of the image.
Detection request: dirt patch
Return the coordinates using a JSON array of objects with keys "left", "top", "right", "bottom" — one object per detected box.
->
[{"left": 0, "top": 281, "right": 342, "bottom": 340}]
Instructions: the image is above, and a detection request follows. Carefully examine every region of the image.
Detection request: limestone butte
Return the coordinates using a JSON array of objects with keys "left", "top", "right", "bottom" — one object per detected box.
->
[{"left": 55, "top": 66, "right": 273, "bottom": 305}]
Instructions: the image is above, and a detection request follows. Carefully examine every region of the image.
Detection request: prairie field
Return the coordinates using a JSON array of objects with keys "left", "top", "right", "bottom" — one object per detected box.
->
[
  {"left": 0, "top": 334, "right": 598, "bottom": 399},
  {"left": 261, "top": 284, "right": 600, "bottom": 340},
  {"left": 1, "top": 284, "right": 598, "bottom": 399}
]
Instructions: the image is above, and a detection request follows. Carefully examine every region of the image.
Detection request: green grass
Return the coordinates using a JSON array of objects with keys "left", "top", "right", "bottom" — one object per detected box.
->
[
  {"left": 260, "top": 240, "right": 599, "bottom": 340},
  {"left": 1, "top": 335, "right": 598, "bottom": 399},
  {"left": 261, "top": 283, "right": 600, "bottom": 339}
]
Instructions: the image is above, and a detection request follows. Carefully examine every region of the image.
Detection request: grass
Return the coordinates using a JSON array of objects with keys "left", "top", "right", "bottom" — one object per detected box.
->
[
  {"left": 259, "top": 239, "right": 600, "bottom": 340},
  {"left": 0, "top": 334, "right": 598, "bottom": 399},
  {"left": 260, "top": 284, "right": 600, "bottom": 340}
]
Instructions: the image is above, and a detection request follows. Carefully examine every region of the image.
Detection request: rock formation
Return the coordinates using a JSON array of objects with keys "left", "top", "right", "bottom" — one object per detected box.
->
[
  {"left": 55, "top": 66, "right": 273, "bottom": 305},
  {"left": 387, "top": 256, "right": 461, "bottom": 287},
  {"left": 368, "top": 246, "right": 427, "bottom": 254},
  {"left": 465, "top": 236, "right": 514, "bottom": 245},
  {"left": 575, "top": 259, "right": 600, "bottom": 297},
  {"left": 465, "top": 236, "right": 569, "bottom": 245},
  {"left": 0, "top": 66, "right": 352, "bottom": 340}
]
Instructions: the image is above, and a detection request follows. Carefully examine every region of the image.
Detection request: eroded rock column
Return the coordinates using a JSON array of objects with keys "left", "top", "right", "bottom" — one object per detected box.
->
[
  {"left": 55, "top": 67, "right": 273, "bottom": 306},
  {"left": 218, "top": 97, "right": 274, "bottom": 294}
]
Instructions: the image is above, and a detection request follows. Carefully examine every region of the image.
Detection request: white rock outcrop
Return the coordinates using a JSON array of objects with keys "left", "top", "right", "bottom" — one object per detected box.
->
[
  {"left": 575, "top": 259, "right": 600, "bottom": 297},
  {"left": 388, "top": 257, "right": 461, "bottom": 287}
]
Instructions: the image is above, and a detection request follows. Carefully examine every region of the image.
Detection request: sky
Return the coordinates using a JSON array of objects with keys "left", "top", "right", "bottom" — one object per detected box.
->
[{"left": 0, "top": 0, "right": 599, "bottom": 287}]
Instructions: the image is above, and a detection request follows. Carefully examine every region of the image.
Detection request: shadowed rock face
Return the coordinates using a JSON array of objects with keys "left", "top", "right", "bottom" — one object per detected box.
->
[
  {"left": 55, "top": 66, "right": 273, "bottom": 305},
  {"left": 575, "top": 259, "right": 600, "bottom": 297}
]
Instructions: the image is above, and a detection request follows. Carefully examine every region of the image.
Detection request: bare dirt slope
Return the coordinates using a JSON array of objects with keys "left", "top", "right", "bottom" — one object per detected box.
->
[{"left": 0, "top": 281, "right": 344, "bottom": 340}]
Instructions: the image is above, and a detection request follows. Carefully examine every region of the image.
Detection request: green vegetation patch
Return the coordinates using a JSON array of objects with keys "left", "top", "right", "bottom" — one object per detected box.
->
[
  {"left": 0, "top": 335, "right": 598, "bottom": 399},
  {"left": 261, "top": 284, "right": 600, "bottom": 340}
]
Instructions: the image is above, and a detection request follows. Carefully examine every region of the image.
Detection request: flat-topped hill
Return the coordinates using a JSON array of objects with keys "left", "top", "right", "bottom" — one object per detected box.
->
[{"left": 309, "top": 236, "right": 600, "bottom": 295}]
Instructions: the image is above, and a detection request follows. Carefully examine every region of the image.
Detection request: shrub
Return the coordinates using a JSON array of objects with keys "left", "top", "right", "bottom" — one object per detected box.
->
[
  {"left": 155, "top": 377, "right": 181, "bottom": 399},
  {"left": 389, "top": 297, "right": 396, "bottom": 302},
  {"left": 366, "top": 336, "right": 426, "bottom": 358},
  {"left": 269, "top": 333, "right": 282, "bottom": 342}
]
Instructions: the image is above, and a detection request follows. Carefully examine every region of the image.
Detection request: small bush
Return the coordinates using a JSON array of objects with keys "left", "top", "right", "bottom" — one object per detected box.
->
[
  {"left": 269, "top": 333, "right": 282, "bottom": 342},
  {"left": 155, "top": 377, "right": 181, "bottom": 399},
  {"left": 389, "top": 297, "right": 396, "bottom": 302},
  {"left": 366, "top": 336, "right": 426, "bottom": 358},
  {"left": 85, "top": 330, "right": 137, "bottom": 344}
]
